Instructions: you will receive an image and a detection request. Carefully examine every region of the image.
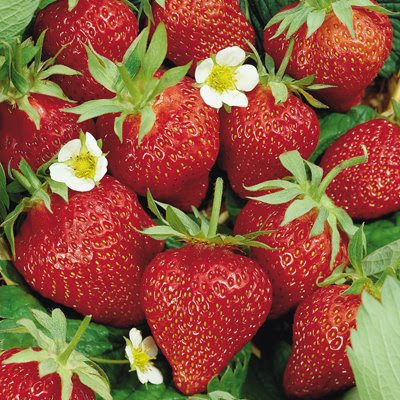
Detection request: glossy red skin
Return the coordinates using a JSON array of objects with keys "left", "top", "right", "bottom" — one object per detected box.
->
[
  {"left": 152, "top": 0, "right": 255, "bottom": 75},
  {"left": 14, "top": 176, "right": 163, "bottom": 328},
  {"left": 0, "top": 94, "right": 94, "bottom": 171},
  {"left": 264, "top": 3, "right": 392, "bottom": 112},
  {"left": 141, "top": 244, "right": 272, "bottom": 395},
  {"left": 234, "top": 201, "right": 349, "bottom": 319},
  {"left": 34, "top": 0, "right": 138, "bottom": 103},
  {"left": 320, "top": 119, "right": 400, "bottom": 220},
  {"left": 284, "top": 285, "right": 360, "bottom": 399},
  {"left": 96, "top": 76, "right": 220, "bottom": 211},
  {"left": 0, "top": 348, "right": 95, "bottom": 399},
  {"left": 220, "top": 85, "right": 320, "bottom": 198}
]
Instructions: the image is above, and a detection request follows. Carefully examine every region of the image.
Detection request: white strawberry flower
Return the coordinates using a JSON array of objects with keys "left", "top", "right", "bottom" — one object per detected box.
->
[
  {"left": 49, "top": 132, "right": 108, "bottom": 192},
  {"left": 195, "top": 46, "right": 259, "bottom": 109},
  {"left": 125, "top": 328, "right": 163, "bottom": 385}
]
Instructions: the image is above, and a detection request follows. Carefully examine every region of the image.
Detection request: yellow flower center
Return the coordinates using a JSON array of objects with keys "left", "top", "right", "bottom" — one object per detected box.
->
[
  {"left": 206, "top": 65, "right": 237, "bottom": 93},
  {"left": 68, "top": 153, "right": 97, "bottom": 180},
  {"left": 131, "top": 346, "right": 154, "bottom": 373}
]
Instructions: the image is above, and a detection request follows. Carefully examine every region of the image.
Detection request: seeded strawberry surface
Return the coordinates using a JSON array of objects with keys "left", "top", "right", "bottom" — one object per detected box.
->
[
  {"left": 284, "top": 285, "right": 361, "bottom": 399},
  {"left": 14, "top": 176, "right": 163, "bottom": 328},
  {"left": 141, "top": 244, "right": 272, "bottom": 395},
  {"left": 34, "top": 0, "right": 138, "bottom": 103}
]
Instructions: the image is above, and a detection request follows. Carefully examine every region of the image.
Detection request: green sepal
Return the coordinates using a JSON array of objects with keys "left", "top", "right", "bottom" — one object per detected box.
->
[
  {"left": 342, "top": 277, "right": 370, "bottom": 295},
  {"left": 318, "top": 264, "right": 347, "bottom": 287},
  {"left": 68, "top": 0, "right": 79, "bottom": 11}
]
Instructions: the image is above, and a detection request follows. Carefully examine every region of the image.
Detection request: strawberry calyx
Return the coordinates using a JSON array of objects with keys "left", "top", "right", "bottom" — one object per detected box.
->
[
  {"left": 2, "top": 308, "right": 112, "bottom": 400},
  {"left": 246, "top": 148, "right": 368, "bottom": 267},
  {"left": 247, "top": 40, "right": 331, "bottom": 108},
  {"left": 65, "top": 23, "right": 191, "bottom": 145},
  {"left": 0, "top": 32, "right": 79, "bottom": 129},
  {"left": 265, "top": 0, "right": 395, "bottom": 40},
  {"left": 141, "top": 178, "right": 273, "bottom": 250}
]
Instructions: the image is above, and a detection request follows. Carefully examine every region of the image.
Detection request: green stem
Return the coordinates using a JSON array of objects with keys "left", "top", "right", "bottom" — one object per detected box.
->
[
  {"left": 276, "top": 38, "right": 295, "bottom": 81},
  {"left": 90, "top": 357, "right": 129, "bottom": 365},
  {"left": 207, "top": 178, "right": 224, "bottom": 238},
  {"left": 58, "top": 315, "right": 91, "bottom": 365}
]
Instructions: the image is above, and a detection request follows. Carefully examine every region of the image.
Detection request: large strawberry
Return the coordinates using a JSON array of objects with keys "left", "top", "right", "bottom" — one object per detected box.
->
[
  {"left": 220, "top": 42, "right": 323, "bottom": 198},
  {"left": 34, "top": 0, "right": 138, "bottom": 103},
  {"left": 320, "top": 118, "right": 400, "bottom": 220},
  {"left": 68, "top": 24, "right": 219, "bottom": 211},
  {"left": 140, "top": 179, "right": 272, "bottom": 395},
  {"left": 0, "top": 35, "right": 94, "bottom": 172},
  {"left": 264, "top": 1, "right": 393, "bottom": 112},
  {"left": 4, "top": 162, "right": 163, "bottom": 328},
  {"left": 234, "top": 150, "right": 367, "bottom": 318},
  {"left": 0, "top": 309, "right": 111, "bottom": 400},
  {"left": 151, "top": 0, "right": 256, "bottom": 75}
]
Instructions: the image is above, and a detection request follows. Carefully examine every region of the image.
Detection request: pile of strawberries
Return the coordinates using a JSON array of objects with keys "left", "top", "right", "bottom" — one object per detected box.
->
[{"left": 0, "top": 0, "right": 399, "bottom": 399}]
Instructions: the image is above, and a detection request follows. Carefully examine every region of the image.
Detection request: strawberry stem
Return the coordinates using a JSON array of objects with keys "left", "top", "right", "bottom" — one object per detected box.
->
[
  {"left": 207, "top": 178, "right": 224, "bottom": 238},
  {"left": 90, "top": 357, "right": 130, "bottom": 365}
]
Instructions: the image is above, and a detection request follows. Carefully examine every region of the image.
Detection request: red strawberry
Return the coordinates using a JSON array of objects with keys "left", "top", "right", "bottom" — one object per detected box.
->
[
  {"left": 12, "top": 175, "right": 163, "bottom": 328},
  {"left": 69, "top": 25, "right": 219, "bottom": 211},
  {"left": 140, "top": 179, "right": 272, "bottom": 395},
  {"left": 320, "top": 118, "right": 400, "bottom": 220},
  {"left": 0, "top": 309, "right": 112, "bottom": 400},
  {"left": 152, "top": 0, "right": 256, "bottom": 75},
  {"left": 283, "top": 285, "right": 360, "bottom": 399},
  {"left": 234, "top": 150, "right": 367, "bottom": 318},
  {"left": 34, "top": 0, "right": 138, "bottom": 103},
  {"left": 264, "top": 2, "right": 392, "bottom": 112}
]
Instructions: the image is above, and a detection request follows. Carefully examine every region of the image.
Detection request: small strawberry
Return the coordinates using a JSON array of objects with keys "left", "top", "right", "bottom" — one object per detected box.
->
[
  {"left": 264, "top": 1, "right": 393, "bottom": 112},
  {"left": 68, "top": 24, "right": 219, "bottom": 211},
  {"left": 0, "top": 35, "right": 94, "bottom": 172},
  {"left": 151, "top": 0, "right": 256, "bottom": 75},
  {"left": 320, "top": 117, "right": 400, "bottom": 220},
  {"left": 0, "top": 309, "right": 111, "bottom": 400},
  {"left": 234, "top": 149, "right": 368, "bottom": 318},
  {"left": 220, "top": 42, "right": 323, "bottom": 198},
  {"left": 34, "top": 0, "right": 138, "bottom": 103},
  {"left": 140, "top": 178, "right": 272, "bottom": 395},
  {"left": 3, "top": 159, "right": 163, "bottom": 328}
]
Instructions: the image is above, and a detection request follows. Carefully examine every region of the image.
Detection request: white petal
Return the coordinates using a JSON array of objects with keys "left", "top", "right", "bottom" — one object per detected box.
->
[
  {"left": 216, "top": 46, "right": 245, "bottom": 67},
  {"left": 195, "top": 58, "right": 214, "bottom": 84},
  {"left": 85, "top": 132, "right": 102, "bottom": 157},
  {"left": 58, "top": 139, "right": 81, "bottom": 162},
  {"left": 200, "top": 85, "right": 223, "bottom": 109},
  {"left": 129, "top": 328, "right": 143, "bottom": 349},
  {"left": 49, "top": 163, "right": 75, "bottom": 184},
  {"left": 137, "top": 369, "right": 149, "bottom": 384},
  {"left": 221, "top": 89, "right": 249, "bottom": 107},
  {"left": 125, "top": 345, "right": 134, "bottom": 366},
  {"left": 94, "top": 156, "right": 108, "bottom": 181},
  {"left": 65, "top": 176, "right": 95, "bottom": 192},
  {"left": 142, "top": 336, "right": 158, "bottom": 358},
  {"left": 146, "top": 366, "right": 163, "bottom": 385},
  {"left": 234, "top": 65, "right": 260, "bottom": 92}
]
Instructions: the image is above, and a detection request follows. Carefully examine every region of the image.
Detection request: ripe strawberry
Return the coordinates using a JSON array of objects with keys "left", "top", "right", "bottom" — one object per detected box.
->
[
  {"left": 152, "top": 0, "right": 256, "bottom": 75},
  {"left": 10, "top": 174, "right": 163, "bottom": 328},
  {"left": 234, "top": 150, "right": 367, "bottom": 318},
  {"left": 0, "top": 309, "right": 111, "bottom": 400},
  {"left": 34, "top": 0, "right": 138, "bottom": 103},
  {"left": 140, "top": 179, "right": 272, "bottom": 395},
  {"left": 320, "top": 118, "right": 400, "bottom": 220},
  {"left": 283, "top": 284, "right": 361, "bottom": 399},
  {"left": 264, "top": 1, "right": 393, "bottom": 112},
  {"left": 0, "top": 35, "right": 94, "bottom": 172},
  {"left": 69, "top": 25, "right": 219, "bottom": 211}
]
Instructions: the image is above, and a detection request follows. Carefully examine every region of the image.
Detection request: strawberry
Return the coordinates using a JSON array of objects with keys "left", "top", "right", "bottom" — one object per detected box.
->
[
  {"left": 140, "top": 179, "right": 272, "bottom": 395},
  {"left": 234, "top": 150, "right": 367, "bottom": 318},
  {"left": 320, "top": 118, "right": 400, "bottom": 220},
  {"left": 264, "top": 1, "right": 393, "bottom": 112},
  {"left": 0, "top": 309, "right": 111, "bottom": 400},
  {"left": 0, "top": 35, "right": 94, "bottom": 172},
  {"left": 68, "top": 24, "right": 219, "bottom": 211},
  {"left": 5, "top": 166, "right": 163, "bottom": 328},
  {"left": 283, "top": 284, "right": 360, "bottom": 399},
  {"left": 34, "top": 0, "right": 138, "bottom": 103},
  {"left": 220, "top": 42, "right": 321, "bottom": 198},
  {"left": 151, "top": 0, "right": 256, "bottom": 75}
]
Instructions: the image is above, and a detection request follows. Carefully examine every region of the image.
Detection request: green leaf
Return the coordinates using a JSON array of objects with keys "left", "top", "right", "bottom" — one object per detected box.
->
[
  {"left": 362, "top": 239, "right": 400, "bottom": 277},
  {"left": 348, "top": 277, "right": 400, "bottom": 400}
]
